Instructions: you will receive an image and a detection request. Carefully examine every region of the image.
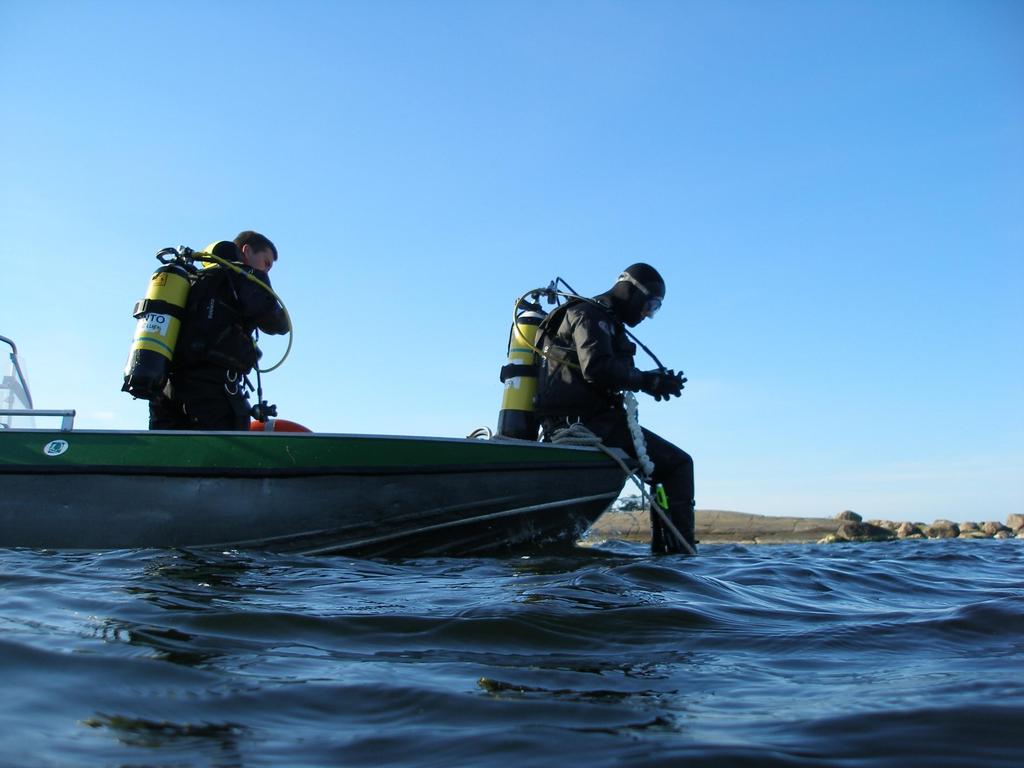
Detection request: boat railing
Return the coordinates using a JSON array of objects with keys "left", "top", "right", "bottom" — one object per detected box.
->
[
  {"left": 1, "top": 335, "right": 76, "bottom": 430},
  {"left": 0, "top": 409, "right": 77, "bottom": 431}
]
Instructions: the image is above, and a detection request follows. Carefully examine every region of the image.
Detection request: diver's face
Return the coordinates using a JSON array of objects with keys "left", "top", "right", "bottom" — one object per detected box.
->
[
  {"left": 242, "top": 246, "right": 275, "bottom": 273},
  {"left": 623, "top": 290, "right": 660, "bottom": 327},
  {"left": 641, "top": 295, "right": 662, "bottom": 319},
  {"left": 616, "top": 272, "right": 663, "bottom": 326}
]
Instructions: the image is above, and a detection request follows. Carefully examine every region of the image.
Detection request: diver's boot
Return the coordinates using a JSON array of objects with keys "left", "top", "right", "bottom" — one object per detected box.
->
[{"left": 650, "top": 499, "right": 697, "bottom": 555}]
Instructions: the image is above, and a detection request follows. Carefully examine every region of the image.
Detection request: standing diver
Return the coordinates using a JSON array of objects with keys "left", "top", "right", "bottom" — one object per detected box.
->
[
  {"left": 533, "top": 264, "right": 695, "bottom": 553},
  {"left": 147, "top": 231, "right": 290, "bottom": 430}
]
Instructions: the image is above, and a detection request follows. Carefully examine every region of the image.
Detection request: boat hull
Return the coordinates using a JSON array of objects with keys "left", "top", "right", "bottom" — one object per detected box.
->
[{"left": 0, "top": 430, "right": 629, "bottom": 556}]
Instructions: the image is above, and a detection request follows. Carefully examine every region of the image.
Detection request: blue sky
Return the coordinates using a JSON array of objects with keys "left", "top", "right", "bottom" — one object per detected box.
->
[{"left": 2, "top": 0, "right": 1021, "bottom": 521}]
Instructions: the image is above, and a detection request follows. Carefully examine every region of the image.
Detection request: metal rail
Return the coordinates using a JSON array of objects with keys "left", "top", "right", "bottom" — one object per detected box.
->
[
  {"left": 0, "top": 409, "right": 76, "bottom": 431},
  {"left": 0, "top": 335, "right": 34, "bottom": 410}
]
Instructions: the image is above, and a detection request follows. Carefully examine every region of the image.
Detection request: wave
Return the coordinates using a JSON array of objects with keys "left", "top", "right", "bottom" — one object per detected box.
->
[{"left": 1, "top": 540, "right": 1022, "bottom": 766}]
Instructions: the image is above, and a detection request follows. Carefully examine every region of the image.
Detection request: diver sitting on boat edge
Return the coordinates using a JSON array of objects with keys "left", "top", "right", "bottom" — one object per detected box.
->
[{"left": 531, "top": 264, "right": 695, "bottom": 554}]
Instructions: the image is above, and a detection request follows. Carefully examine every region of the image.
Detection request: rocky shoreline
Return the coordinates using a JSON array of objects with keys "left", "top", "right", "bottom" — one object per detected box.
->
[{"left": 587, "top": 508, "right": 1024, "bottom": 545}]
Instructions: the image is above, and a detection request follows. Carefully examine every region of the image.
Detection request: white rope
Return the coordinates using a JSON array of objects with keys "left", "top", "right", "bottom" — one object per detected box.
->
[
  {"left": 623, "top": 392, "right": 696, "bottom": 556},
  {"left": 550, "top": 423, "right": 647, "bottom": 500},
  {"left": 548, "top": 422, "right": 603, "bottom": 446},
  {"left": 623, "top": 392, "right": 654, "bottom": 477}
]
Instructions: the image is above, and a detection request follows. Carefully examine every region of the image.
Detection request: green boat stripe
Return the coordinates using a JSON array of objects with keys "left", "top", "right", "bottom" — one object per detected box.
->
[
  {"left": 0, "top": 432, "right": 627, "bottom": 473},
  {"left": 0, "top": 459, "right": 622, "bottom": 478}
]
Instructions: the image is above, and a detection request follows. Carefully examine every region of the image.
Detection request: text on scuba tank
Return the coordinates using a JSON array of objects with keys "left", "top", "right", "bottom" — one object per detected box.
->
[{"left": 136, "top": 313, "right": 169, "bottom": 337}]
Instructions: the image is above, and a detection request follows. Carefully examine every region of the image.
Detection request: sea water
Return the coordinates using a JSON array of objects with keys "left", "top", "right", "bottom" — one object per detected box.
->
[{"left": 0, "top": 538, "right": 1022, "bottom": 767}]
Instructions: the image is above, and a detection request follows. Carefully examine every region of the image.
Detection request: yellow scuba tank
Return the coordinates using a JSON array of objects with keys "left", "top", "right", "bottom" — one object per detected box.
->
[
  {"left": 121, "top": 248, "right": 195, "bottom": 400},
  {"left": 496, "top": 297, "right": 547, "bottom": 440}
]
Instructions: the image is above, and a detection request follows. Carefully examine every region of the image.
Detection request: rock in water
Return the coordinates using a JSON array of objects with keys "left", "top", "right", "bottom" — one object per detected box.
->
[
  {"left": 836, "top": 510, "right": 862, "bottom": 523},
  {"left": 897, "top": 522, "right": 924, "bottom": 538},
  {"left": 835, "top": 521, "right": 896, "bottom": 542},
  {"left": 926, "top": 520, "right": 960, "bottom": 539}
]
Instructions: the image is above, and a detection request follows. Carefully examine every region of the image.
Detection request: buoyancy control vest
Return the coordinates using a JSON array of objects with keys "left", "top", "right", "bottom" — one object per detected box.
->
[
  {"left": 533, "top": 298, "right": 636, "bottom": 419},
  {"left": 173, "top": 264, "right": 262, "bottom": 375},
  {"left": 496, "top": 286, "right": 641, "bottom": 437}
]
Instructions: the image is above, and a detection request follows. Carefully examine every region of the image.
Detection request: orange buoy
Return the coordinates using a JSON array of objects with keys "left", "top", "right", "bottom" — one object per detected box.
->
[{"left": 249, "top": 418, "right": 312, "bottom": 433}]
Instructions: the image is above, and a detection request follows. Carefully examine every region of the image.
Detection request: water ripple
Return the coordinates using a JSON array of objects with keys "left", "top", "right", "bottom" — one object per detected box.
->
[{"left": 1, "top": 539, "right": 1022, "bottom": 766}]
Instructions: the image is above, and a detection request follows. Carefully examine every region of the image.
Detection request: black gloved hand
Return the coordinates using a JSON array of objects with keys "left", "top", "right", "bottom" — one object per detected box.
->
[{"left": 639, "top": 369, "right": 687, "bottom": 401}]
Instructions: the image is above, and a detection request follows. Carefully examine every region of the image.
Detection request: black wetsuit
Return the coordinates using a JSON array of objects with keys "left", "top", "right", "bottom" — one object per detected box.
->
[
  {"left": 149, "top": 263, "right": 288, "bottom": 430},
  {"left": 535, "top": 297, "right": 696, "bottom": 553}
]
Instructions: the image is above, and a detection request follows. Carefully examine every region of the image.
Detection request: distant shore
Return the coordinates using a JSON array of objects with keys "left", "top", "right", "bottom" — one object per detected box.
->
[{"left": 587, "top": 509, "right": 1024, "bottom": 545}]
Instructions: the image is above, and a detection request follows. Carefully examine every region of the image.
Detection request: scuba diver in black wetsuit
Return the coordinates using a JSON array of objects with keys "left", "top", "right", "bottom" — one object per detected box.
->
[
  {"left": 147, "top": 231, "right": 290, "bottom": 430},
  {"left": 533, "top": 264, "right": 696, "bottom": 554}
]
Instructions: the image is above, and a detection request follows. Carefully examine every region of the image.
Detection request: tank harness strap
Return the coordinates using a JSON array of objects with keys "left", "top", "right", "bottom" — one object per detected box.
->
[
  {"left": 133, "top": 298, "right": 187, "bottom": 319},
  {"left": 499, "top": 363, "right": 537, "bottom": 383}
]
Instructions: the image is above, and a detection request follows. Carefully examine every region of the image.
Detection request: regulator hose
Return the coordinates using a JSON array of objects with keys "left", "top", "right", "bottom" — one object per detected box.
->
[{"left": 187, "top": 248, "right": 294, "bottom": 374}]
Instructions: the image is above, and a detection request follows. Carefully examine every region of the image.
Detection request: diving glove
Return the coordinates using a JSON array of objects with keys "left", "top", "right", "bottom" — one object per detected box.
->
[{"left": 640, "top": 369, "right": 687, "bottom": 401}]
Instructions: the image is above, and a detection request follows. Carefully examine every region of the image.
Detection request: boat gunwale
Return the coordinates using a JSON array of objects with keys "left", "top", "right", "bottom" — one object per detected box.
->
[
  {"left": 0, "top": 428, "right": 633, "bottom": 475},
  {"left": 1, "top": 427, "right": 609, "bottom": 453}
]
